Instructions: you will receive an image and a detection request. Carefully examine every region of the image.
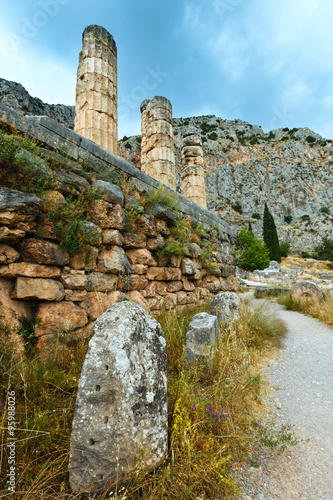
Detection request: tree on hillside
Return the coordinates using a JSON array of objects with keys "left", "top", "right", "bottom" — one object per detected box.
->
[
  {"left": 236, "top": 228, "right": 270, "bottom": 271},
  {"left": 263, "top": 203, "right": 281, "bottom": 262}
]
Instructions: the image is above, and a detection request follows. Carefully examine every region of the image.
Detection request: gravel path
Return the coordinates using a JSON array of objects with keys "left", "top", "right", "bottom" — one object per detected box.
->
[{"left": 236, "top": 302, "right": 333, "bottom": 500}]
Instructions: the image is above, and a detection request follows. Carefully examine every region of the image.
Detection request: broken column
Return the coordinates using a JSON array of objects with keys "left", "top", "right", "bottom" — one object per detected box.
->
[
  {"left": 181, "top": 127, "right": 207, "bottom": 209},
  {"left": 69, "top": 301, "right": 168, "bottom": 494},
  {"left": 74, "top": 25, "right": 118, "bottom": 155},
  {"left": 140, "top": 96, "right": 176, "bottom": 190}
]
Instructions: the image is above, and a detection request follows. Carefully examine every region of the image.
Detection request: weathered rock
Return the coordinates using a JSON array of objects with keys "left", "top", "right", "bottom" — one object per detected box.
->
[
  {"left": 0, "top": 263, "right": 60, "bottom": 278},
  {"left": 35, "top": 301, "right": 88, "bottom": 336},
  {"left": 74, "top": 25, "right": 118, "bottom": 155},
  {"left": 290, "top": 281, "right": 324, "bottom": 302},
  {"left": 0, "top": 226, "right": 25, "bottom": 244},
  {"left": 92, "top": 180, "right": 124, "bottom": 206},
  {"left": 185, "top": 312, "right": 220, "bottom": 363},
  {"left": 80, "top": 292, "right": 113, "bottom": 320},
  {"left": 86, "top": 272, "right": 118, "bottom": 292},
  {"left": 14, "top": 277, "right": 65, "bottom": 301},
  {"left": 65, "top": 290, "right": 88, "bottom": 302},
  {"left": 145, "top": 203, "right": 178, "bottom": 225},
  {"left": 53, "top": 171, "right": 90, "bottom": 196},
  {"left": 181, "top": 257, "right": 197, "bottom": 275},
  {"left": 118, "top": 274, "right": 148, "bottom": 292},
  {"left": 69, "top": 302, "right": 168, "bottom": 494},
  {"left": 78, "top": 221, "right": 102, "bottom": 246},
  {"left": 91, "top": 200, "right": 125, "bottom": 230},
  {"left": 60, "top": 268, "right": 88, "bottom": 290},
  {"left": 123, "top": 233, "right": 147, "bottom": 249},
  {"left": 0, "top": 244, "right": 20, "bottom": 264},
  {"left": 141, "top": 96, "right": 176, "bottom": 190},
  {"left": 102, "top": 229, "right": 124, "bottom": 246},
  {"left": 146, "top": 236, "right": 165, "bottom": 251},
  {"left": 97, "top": 247, "right": 131, "bottom": 274},
  {"left": 39, "top": 190, "right": 66, "bottom": 212},
  {"left": 19, "top": 238, "right": 69, "bottom": 266},
  {"left": 211, "top": 292, "right": 241, "bottom": 325},
  {"left": 0, "top": 278, "right": 32, "bottom": 327},
  {"left": 146, "top": 267, "right": 182, "bottom": 281},
  {"left": 127, "top": 290, "right": 149, "bottom": 310},
  {"left": 136, "top": 215, "right": 157, "bottom": 236},
  {"left": 126, "top": 248, "right": 157, "bottom": 266},
  {"left": 0, "top": 188, "right": 43, "bottom": 225}
]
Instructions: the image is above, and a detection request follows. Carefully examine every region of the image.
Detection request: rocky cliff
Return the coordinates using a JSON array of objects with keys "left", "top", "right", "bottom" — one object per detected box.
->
[{"left": 2, "top": 78, "right": 332, "bottom": 254}]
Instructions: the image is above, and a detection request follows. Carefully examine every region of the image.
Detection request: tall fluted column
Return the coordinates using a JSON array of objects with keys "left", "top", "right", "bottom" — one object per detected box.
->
[
  {"left": 181, "top": 127, "right": 207, "bottom": 209},
  {"left": 74, "top": 25, "right": 118, "bottom": 155},
  {"left": 140, "top": 96, "right": 176, "bottom": 190}
]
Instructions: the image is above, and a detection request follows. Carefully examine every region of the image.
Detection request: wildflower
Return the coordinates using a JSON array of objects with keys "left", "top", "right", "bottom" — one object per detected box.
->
[{"left": 185, "top": 393, "right": 189, "bottom": 397}]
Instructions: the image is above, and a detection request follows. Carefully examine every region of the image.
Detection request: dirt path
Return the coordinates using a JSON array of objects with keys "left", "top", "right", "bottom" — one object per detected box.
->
[{"left": 237, "top": 302, "right": 333, "bottom": 500}]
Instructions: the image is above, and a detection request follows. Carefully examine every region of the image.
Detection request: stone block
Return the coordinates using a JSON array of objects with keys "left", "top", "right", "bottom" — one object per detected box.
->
[
  {"left": 0, "top": 278, "right": 32, "bottom": 328},
  {"left": 127, "top": 290, "right": 149, "bottom": 310},
  {"left": 118, "top": 275, "right": 148, "bottom": 292},
  {"left": 167, "top": 281, "right": 183, "bottom": 292},
  {"left": 91, "top": 200, "right": 125, "bottom": 229},
  {"left": 0, "top": 263, "right": 60, "bottom": 279},
  {"left": 102, "top": 229, "right": 124, "bottom": 246},
  {"left": 136, "top": 215, "right": 157, "bottom": 236},
  {"left": 65, "top": 290, "right": 88, "bottom": 302},
  {"left": 98, "top": 247, "right": 131, "bottom": 274},
  {"left": 60, "top": 268, "right": 88, "bottom": 290},
  {"left": 35, "top": 301, "right": 88, "bottom": 336},
  {"left": 0, "top": 227, "right": 25, "bottom": 244},
  {"left": 124, "top": 233, "right": 147, "bottom": 249},
  {"left": 69, "top": 302, "right": 167, "bottom": 494},
  {"left": 86, "top": 272, "right": 118, "bottom": 292},
  {"left": 0, "top": 188, "right": 43, "bottom": 226},
  {"left": 185, "top": 312, "right": 220, "bottom": 363},
  {"left": 14, "top": 277, "right": 65, "bottom": 301},
  {"left": 19, "top": 238, "right": 69, "bottom": 266},
  {"left": 211, "top": 292, "right": 241, "bottom": 325},
  {"left": 0, "top": 245, "right": 20, "bottom": 264},
  {"left": 126, "top": 248, "right": 157, "bottom": 266},
  {"left": 92, "top": 180, "right": 124, "bottom": 206},
  {"left": 182, "top": 276, "right": 195, "bottom": 292},
  {"left": 290, "top": 281, "right": 324, "bottom": 302},
  {"left": 130, "top": 264, "right": 148, "bottom": 275},
  {"left": 201, "top": 276, "right": 222, "bottom": 293},
  {"left": 181, "top": 258, "right": 197, "bottom": 275}
]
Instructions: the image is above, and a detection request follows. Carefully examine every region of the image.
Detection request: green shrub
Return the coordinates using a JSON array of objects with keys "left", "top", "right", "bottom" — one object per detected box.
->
[
  {"left": 280, "top": 241, "right": 291, "bottom": 258},
  {"left": 232, "top": 201, "right": 243, "bottom": 214},
  {"left": 301, "top": 251, "right": 311, "bottom": 259},
  {"left": 313, "top": 236, "right": 333, "bottom": 261},
  {"left": 301, "top": 214, "right": 310, "bottom": 221},
  {"left": 208, "top": 132, "right": 218, "bottom": 141},
  {"left": 125, "top": 142, "right": 132, "bottom": 149},
  {"left": 284, "top": 215, "right": 293, "bottom": 224},
  {"left": 236, "top": 229, "right": 270, "bottom": 271},
  {"left": 252, "top": 213, "right": 261, "bottom": 220},
  {"left": 306, "top": 135, "right": 316, "bottom": 143},
  {"left": 320, "top": 206, "right": 329, "bottom": 214}
]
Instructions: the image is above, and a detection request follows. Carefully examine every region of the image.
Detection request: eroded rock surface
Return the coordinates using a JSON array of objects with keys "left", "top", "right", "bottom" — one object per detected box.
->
[
  {"left": 69, "top": 302, "right": 168, "bottom": 494},
  {"left": 185, "top": 312, "right": 220, "bottom": 363},
  {"left": 211, "top": 291, "right": 241, "bottom": 325}
]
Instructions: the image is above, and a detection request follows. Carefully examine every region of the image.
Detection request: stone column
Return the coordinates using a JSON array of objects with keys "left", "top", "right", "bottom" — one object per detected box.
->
[
  {"left": 140, "top": 96, "right": 176, "bottom": 191},
  {"left": 181, "top": 127, "right": 207, "bottom": 209},
  {"left": 74, "top": 25, "right": 118, "bottom": 156}
]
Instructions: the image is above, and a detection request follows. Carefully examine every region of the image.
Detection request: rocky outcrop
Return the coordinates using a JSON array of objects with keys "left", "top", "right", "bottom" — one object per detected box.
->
[
  {"left": 69, "top": 302, "right": 168, "bottom": 494},
  {"left": 0, "top": 78, "right": 74, "bottom": 128},
  {"left": 74, "top": 25, "right": 118, "bottom": 155},
  {"left": 290, "top": 281, "right": 324, "bottom": 302}
]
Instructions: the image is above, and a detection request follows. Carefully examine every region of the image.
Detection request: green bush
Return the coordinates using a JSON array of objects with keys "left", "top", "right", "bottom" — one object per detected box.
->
[
  {"left": 252, "top": 213, "right": 261, "bottom": 220},
  {"left": 208, "top": 132, "right": 218, "bottom": 141},
  {"left": 280, "top": 241, "right": 291, "bottom": 258},
  {"left": 301, "top": 251, "right": 311, "bottom": 259},
  {"left": 320, "top": 206, "right": 329, "bottom": 214},
  {"left": 301, "top": 214, "right": 310, "bottom": 221},
  {"left": 125, "top": 142, "right": 132, "bottom": 149},
  {"left": 284, "top": 215, "right": 293, "bottom": 224},
  {"left": 236, "top": 229, "right": 270, "bottom": 271},
  {"left": 313, "top": 236, "right": 333, "bottom": 261},
  {"left": 306, "top": 135, "right": 316, "bottom": 143},
  {"left": 232, "top": 201, "right": 243, "bottom": 214}
]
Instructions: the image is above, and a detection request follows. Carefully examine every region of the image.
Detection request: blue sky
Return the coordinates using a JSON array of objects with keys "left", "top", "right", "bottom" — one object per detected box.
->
[{"left": 1, "top": 0, "right": 333, "bottom": 139}]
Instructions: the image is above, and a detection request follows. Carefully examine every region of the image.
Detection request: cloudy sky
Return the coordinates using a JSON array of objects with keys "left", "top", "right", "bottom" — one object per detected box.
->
[{"left": 1, "top": 0, "right": 333, "bottom": 138}]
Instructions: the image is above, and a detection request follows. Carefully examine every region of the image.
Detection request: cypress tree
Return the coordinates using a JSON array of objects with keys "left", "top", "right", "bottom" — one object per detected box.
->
[
  {"left": 263, "top": 203, "right": 281, "bottom": 262},
  {"left": 248, "top": 221, "right": 253, "bottom": 233}
]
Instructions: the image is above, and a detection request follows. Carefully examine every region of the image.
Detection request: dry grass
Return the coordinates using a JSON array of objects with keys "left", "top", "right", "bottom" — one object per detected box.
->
[
  {"left": 281, "top": 256, "right": 333, "bottom": 273},
  {"left": 281, "top": 294, "right": 333, "bottom": 326},
  {"left": 0, "top": 299, "right": 288, "bottom": 499}
]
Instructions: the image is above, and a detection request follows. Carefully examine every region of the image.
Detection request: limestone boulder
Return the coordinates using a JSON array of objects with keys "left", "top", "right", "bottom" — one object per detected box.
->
[
  {"left": 97, "top": 247, "right": 131, "bottom": 274},
  {"left": 0, "top": 188, "right": 43, "bottom": 226},
  {"left": 39, "top": 190, "right": 66, "bottom": 212},
  {"left": 185, "top": 312, "right": 220, "bottom": 363},
  {"left": 78, "top": 221, "right": 102, "bottom": 246},
  {"left": 0, "top": 226, "right": 25, "bottom": 244},
  {"left": 35, "top": 301, "right": 88, "bottom": 336},
  {"left": 19, "top": 238, "right": 69, "bottom": 266},
  {"left": 102, "top": 229, "right": 124, "bottom": 246},
  {"left": 60, "top": 268, "right": 88, "bottom": 290},
  {"left": 86, "top": 272, "right": 118, "bottom": 292},
  {"left": 0, "top": 278, "right": 32, "bottom": 327},
  {"left": 0, "top": 263, "right": 60, "bottom": 279},
  {"left": 69, "top": 302, "right": 168, "bottom": 494},
  {"left": 92, "top": 180, "right": 124, "bottom": 206},
  {"left": 123, "top": 233, "right": 147, "bottom": 249},
  {"left": 53, "top": 171, "right": 90, "bottom": 196},
  {"left": 14, "top": 277, "right": 65, "bottom": 301},
  {"left": 181, "top": 258, "right": 197, "bottom": 275},
  {"left": 290, "top": 281, "right": 324, "bottom": 302},
  {"left": 91, "top": 200, "right": 125, "bottom": 230},
  {"left": 211, "top": 292, "right": 241, "bottom": 325},
  {"left": 126, "top": 248, "right": 157, "bottom": 266},
  {"left": 0, "top": 244, "right": 20, "bottom": 264}
]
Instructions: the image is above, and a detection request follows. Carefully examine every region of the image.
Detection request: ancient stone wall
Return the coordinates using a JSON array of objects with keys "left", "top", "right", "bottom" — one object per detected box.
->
[
  {"left": 74, "top": 25, "right": 118, "bottom": 155},
  {"left": 0, "top": 104, "right": 236, "bottom": 354},
  {"left": 140, "top": 96, "right": 176, "bottom": 190},
  {"left": 181, "top": 127, "right": 207, "bottom": 209}
]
